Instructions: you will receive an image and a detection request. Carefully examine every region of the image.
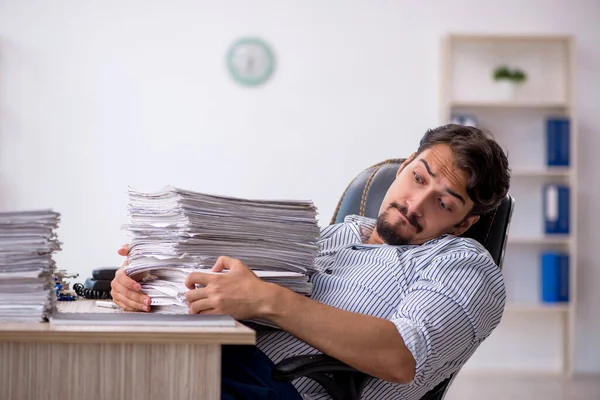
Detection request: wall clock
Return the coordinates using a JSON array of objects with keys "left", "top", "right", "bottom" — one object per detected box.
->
[{"left": 226, "top": 37, "right": 275, "bottom": 87}]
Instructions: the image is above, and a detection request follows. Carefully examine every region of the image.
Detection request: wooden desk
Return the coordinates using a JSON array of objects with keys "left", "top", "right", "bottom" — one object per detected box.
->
[{"left": 0, "top": 300, "right": 255, "bottom": 400}]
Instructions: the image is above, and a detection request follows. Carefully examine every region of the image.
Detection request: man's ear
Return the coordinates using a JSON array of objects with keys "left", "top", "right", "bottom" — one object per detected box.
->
[
  {"left": 397, "top": 152, "right": 416, "bottom": 177},
  {"left": 451, "top": 215, "right": 480, "bottom": 237}
]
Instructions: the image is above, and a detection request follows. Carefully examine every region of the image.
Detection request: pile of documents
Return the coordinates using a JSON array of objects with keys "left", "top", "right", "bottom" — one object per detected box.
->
[
  {"left": 123, "top": 186, "right": 320, "bottom": 314},
  {"left": 0, "top": 210, "right": 62, "bottom": 322}
]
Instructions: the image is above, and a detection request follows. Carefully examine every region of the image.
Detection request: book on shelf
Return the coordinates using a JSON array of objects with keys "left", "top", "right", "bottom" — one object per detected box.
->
[
  {"left": 540, "top": 252, "right": 569, "bottom": 303},
  {"left": 543, "top": 184, "right": 570, "bottom": 235},
  {"left": 450, "top": 113, "right": 477, "bottom": 127},
  {"left": 546, "top": 117, "right": 570, "bottom": 167}
]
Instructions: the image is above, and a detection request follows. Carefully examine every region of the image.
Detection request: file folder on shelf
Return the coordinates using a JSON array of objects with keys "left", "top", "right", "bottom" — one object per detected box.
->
[
  {"left": 543, "top": 184, "right": 570, "bottom": 235},
  {"left": 546, "top": 117, "right": 570, "bottom": 167},
  {"left": 541, "top": 252, "right": 569, "bottom": 303}
]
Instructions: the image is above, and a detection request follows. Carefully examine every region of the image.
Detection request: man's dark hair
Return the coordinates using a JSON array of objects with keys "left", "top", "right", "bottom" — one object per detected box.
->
[{"left": 415, "top": 124, "right": 511, "bottom": 216}]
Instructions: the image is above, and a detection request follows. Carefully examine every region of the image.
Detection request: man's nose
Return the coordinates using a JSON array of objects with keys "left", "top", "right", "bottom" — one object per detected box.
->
[{"left": 407, "top": 192, "right": 430, "bottom": 218}]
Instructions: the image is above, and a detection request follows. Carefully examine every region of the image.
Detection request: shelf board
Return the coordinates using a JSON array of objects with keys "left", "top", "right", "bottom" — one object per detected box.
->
[
  {"left": 507, "top": 236, "right": 571, "bottom": 245},
  {"left": 505, "top": 303, "right": 570, "bottom": 313},
  {"left": 447, "top": 34, "right": 572, "bottom": 43},
  {"left": 511, "top": 168, "right": 571, "bottom": 177},
  {"left": 458, "top": 370, "right": 566, "bottom": 378},
  {"left": 449, "top": 101, "right": 568, "bottom": 109}
]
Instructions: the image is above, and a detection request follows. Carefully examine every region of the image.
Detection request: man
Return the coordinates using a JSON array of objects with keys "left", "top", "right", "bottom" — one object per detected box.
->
[{"left": 111, "top": 124, "right": 511, "bottom": 400}]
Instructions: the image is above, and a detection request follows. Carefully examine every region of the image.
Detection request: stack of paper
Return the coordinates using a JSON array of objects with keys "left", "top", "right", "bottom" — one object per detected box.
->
[
  {"left": 122, "top": 186, "right": 320, "bottom": 313},
  {"left": 0, "top": 210, "right": 62, "bottom": 322}
]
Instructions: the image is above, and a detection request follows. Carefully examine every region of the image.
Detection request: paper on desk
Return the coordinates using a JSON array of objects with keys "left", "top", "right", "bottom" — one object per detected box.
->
[
  {"left": 136, "top": 268, "right": 311, "bottom": 312},
  {"left": 121, "top": 186, "right": 319, "bottom": 319},
  {"left": 0, "top": 210, "right": 61, "bottom": 323},
  {"left": 49, "top": 312, "right": 236, "bottom": 327}
]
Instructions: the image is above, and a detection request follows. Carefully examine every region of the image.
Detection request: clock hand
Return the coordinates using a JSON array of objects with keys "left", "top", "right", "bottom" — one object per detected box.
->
[{"left": 246, "top": 57, "right": 255, "bottom": 74}]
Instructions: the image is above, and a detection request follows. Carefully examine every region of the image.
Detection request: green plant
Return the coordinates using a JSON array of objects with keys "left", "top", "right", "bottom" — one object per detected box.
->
[
  {"left": 493, "top": 66, "right": 527, "bottom": 83},
  {"left": 493, "top": 66, "right": 512, "bottom": 81},
  {"left": 511, "top": 69, "right": 527, "bottom": 83}
]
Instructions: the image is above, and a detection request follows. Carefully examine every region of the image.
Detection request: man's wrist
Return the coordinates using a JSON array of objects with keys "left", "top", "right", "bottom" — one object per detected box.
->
[{"left": 257, "top": 282, "right": 292, "bottom": 320}]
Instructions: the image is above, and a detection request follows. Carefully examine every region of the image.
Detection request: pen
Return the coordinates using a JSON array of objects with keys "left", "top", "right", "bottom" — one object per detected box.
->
[{"left": 95, "top": 300, "right": 120, "bottom": 310}]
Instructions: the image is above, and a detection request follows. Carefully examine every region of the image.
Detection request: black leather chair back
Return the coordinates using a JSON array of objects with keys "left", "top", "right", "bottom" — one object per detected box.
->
[{"left": 331, "top": 159, "right": 514, "bottom": 268}]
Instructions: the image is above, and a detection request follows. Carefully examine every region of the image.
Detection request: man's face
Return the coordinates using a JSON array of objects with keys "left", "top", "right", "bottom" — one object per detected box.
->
[{"left": 372, "top": 144, "right": 479, "bottom": 245}]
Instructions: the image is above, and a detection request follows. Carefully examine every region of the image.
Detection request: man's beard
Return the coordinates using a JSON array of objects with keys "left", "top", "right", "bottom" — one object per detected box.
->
[{"left": 375, "top": 202, "right": 423, "bottom": 245}]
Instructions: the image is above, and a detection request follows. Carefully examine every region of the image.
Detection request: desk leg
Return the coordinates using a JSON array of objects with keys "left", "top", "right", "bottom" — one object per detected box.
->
[{"left": 0, "top": 342, "right": 221, "bottom": 400}]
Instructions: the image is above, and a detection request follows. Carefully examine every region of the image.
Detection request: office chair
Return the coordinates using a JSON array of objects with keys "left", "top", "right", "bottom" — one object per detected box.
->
[{"left": 272, "top": 158, "right": 515, "bottom": 400}]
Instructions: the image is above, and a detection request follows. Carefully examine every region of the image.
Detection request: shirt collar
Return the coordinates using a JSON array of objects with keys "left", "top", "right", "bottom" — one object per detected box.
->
[{"left": 343, "top": 214, "right": 377, "bottom": 243}]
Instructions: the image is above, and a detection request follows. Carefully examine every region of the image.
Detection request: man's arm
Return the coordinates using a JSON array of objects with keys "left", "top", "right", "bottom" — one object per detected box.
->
[
  {"left": 261, "top": 282, "right": 416, "bottom": 384},
  {"left": 186, "top": 253, "right": 500, "bottom": 387},
  {"left": 185, "top": 256, "right": 416, "bottom": 384}
]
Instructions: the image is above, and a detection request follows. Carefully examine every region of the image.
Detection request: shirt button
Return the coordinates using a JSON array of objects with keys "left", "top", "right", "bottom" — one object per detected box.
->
[{"left": 325, "top": 269, "right": 333, "bottom": 274}]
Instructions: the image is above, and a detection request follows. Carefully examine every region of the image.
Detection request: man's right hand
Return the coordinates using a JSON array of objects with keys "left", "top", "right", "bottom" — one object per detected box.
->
[{"left": 110, "top": 244, "right": 152, "bottom": 312}]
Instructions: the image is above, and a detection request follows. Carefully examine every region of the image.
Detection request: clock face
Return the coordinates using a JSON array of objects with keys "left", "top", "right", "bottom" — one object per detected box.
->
[{"left": 226, "top": 38, "right": 275, "bottom": 87}]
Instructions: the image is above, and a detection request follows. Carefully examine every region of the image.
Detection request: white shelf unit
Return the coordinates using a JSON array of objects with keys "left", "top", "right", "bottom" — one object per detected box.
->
[
  {"left": 440, "top": 34, "right": 577, "bottom": 376},
  {"left": 511, "top": 167, "right": 571, "bottom": 178},
  {"left": 507, "top": 236, "right": 571, "bottom": 245},
  {"left": 505, "top": 303, "right": 571, "bottom": 313},
  {"left": 450, "top": 101, "right": 569, "bottom": 109}
]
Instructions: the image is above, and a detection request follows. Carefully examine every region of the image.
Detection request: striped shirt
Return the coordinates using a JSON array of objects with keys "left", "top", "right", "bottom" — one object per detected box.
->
[{"left": 256, "top": 215, "right": 505, "bottom": 400}]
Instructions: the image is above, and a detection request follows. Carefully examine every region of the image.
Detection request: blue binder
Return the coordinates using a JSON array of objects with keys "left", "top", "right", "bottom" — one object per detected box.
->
[
  {"left": 546, "top": 117, "right": 570, "bottom": 166},
  {"left": 541, "top": 252, "right": 569, "bottom": 303},
  {"left": 543, "top": 184, "right": 570, "bottom": 234}
]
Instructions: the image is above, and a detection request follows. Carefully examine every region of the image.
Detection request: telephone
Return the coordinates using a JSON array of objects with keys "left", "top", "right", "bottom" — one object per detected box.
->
[{"left": 73, "top": 267, "right": 119, "bottom": 299}]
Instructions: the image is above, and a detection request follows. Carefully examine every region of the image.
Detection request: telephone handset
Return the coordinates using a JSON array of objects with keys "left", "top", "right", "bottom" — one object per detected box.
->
[{"left": 73, "top": 267, "right": 119, "bottom": 299}]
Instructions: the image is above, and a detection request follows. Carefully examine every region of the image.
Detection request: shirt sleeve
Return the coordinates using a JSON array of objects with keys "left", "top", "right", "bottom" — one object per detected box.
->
[{"left": 390, "top": 251, "right": 505, "bottom": 384}]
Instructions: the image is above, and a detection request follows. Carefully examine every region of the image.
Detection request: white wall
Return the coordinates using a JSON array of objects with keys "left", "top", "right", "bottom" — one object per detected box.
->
[{"left": 0, "top": 0, "right": 598, "bottom": 373}]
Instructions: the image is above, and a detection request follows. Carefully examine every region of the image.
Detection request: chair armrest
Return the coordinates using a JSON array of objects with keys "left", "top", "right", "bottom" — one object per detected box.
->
[
  {"left": 272, "top": 354, "right": 369, "bottom": 400},
  {"left": 272, "top": 354, "right": 456, "bottom": 400},
  {"left": 272, "top": 354, "right": 359, "bottom": 381}
]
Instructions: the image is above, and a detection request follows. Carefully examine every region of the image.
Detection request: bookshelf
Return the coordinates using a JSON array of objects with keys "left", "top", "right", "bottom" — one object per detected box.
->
[
  {"left": 507, "top": 236, "right": 571, "bottom": 245},
  {"left": 440, "top": 34, "right": 577, "bottom": 376},
  {"left": 505, "top": 303, "right": 570, "bottom": 313},
  {"left": 511, "top": 168, "right": 571, "bottom": 178},
  {"left": 449, "top": 101, "right": 568, "bottom": 109}
]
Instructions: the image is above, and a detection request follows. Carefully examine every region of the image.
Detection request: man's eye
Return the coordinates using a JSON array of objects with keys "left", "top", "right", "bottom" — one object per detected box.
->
[
  {"left": 413, "top": 172, "right": 423, "bottom": 184},
  {"left": 440, "top": 200, "right": 452, "bottom": 212}
]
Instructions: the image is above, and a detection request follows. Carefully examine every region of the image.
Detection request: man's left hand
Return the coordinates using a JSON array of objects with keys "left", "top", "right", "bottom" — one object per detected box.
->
[{"left": 184, "top": 256, "right": 270, "bottom": 320}]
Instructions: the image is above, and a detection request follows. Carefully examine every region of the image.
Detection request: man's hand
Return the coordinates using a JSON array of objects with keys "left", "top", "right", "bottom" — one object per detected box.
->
[
  {"left": 110, "top": 244, "right": 152, "bottom": 312},
  {"left": 185, "top": 256, "right": 271, "bottom": 320}
]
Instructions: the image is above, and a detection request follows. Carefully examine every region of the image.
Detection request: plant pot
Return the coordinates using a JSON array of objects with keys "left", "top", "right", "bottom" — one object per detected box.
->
[{"left": 495, "top": 80, "right": 517, "bottom": 101}]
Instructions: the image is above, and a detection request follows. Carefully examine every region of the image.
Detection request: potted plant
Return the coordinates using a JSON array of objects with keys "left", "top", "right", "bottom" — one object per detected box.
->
[{"left": 493, "top": 65, "right": 527, "bottom": 100}]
